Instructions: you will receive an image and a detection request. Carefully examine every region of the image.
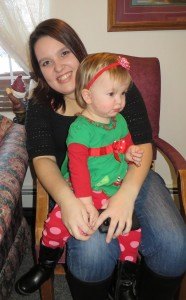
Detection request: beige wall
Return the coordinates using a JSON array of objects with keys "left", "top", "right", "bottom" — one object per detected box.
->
[{"left": 50, "top": 0, "right": 186, "bottom": 187}]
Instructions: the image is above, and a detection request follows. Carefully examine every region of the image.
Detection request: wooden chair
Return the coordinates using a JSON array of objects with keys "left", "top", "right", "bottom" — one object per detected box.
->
[
  {"left": 35, "top": 55, "right": 186, "bottom": 300},
  {"left": 35, "top": 180, "right": 66, "bottom": 300}
]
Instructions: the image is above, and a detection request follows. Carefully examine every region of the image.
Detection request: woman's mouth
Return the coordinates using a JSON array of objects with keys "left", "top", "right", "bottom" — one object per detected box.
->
[{"left": 57, "top": 71, "right": 72, "bottom": 83}]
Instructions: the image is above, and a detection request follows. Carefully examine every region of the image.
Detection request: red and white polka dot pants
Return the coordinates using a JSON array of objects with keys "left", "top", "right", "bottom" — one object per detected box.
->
[{"left": 42, "top": 190, "right": 141, "bottom": 263}]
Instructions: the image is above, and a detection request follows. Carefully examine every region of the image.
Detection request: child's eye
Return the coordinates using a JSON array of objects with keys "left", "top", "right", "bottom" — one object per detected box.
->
[
  {"left": 122, "top": 91, "right": 127, "bottom": 96},
  {"left": 108, "top": 92, "right": 114, "bottom": 96}
]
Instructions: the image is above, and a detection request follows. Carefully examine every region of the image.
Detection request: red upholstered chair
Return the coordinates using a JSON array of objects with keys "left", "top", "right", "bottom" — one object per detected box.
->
[
  {"left": 35, "top": 55, "right": 186, "bottom": 300},
  {"left": 125, "top": 55, "right": 186, "bottom": 219}
]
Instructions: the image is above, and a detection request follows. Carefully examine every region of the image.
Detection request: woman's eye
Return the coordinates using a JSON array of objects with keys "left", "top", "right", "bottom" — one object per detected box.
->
[
  {"left": 41, "top": 60, "right": 52, "bottom": 67},
  {"left": 61, "top": 49, "right": 70, "bottom": 57}
]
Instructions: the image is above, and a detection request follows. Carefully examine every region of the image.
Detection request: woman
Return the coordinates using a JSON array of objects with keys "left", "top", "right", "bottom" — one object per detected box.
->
[{"left": 13, "top": 18, "right": 186, "bottom": 300}]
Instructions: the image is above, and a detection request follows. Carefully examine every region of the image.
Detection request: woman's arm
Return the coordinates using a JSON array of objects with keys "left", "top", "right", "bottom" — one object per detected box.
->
[
  {"left": 26, "top": 101, "right": 94, "bottom": 239},
  {"left": 33, "top": 155, "right": 95, "bottom": 239}
]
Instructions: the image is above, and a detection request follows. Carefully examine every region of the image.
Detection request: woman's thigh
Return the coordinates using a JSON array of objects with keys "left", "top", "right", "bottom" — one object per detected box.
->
[
  {"left": 135, "top": 170, "right": 186, "bottom": 276},
  {"left": 66, "top": 230, "right": 120, "bottom": 282}
]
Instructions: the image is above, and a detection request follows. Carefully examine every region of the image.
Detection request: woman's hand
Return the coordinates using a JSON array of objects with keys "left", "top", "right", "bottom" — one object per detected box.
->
[
  {"left": 59, "top": 195, "right": 96, "bottom": 241},
  {"left": 95, "top": 142, "right": 153, "bottom": 243},
  {"left": 33, "top": 156, "right": 96, "bottom": 241},
  {"left": 95, "top": 190, "right": 135, "bottom": 243}
]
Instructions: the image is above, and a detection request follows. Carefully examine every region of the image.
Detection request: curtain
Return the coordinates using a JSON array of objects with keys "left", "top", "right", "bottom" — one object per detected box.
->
[{"left": 0, "top": 0, "right": 49, "bottom": 74}]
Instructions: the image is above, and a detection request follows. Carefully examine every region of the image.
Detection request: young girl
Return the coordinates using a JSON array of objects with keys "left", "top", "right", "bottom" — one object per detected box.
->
[{"left": 41, "top": 53, "right": 143, "bottom": 299}]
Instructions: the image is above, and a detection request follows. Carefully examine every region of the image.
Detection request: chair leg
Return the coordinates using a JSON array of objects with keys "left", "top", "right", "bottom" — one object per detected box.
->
[
  {"left": 40, "top": 277, "right": 55, "bottom": 300},
  {"left": 178, "top": 273, "right": 186, "bottom": 300}
]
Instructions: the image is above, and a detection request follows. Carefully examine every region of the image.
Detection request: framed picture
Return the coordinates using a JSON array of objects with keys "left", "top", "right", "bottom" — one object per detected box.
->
[{"left": 108, "top": 0, "right": 186, "bottom": 31}]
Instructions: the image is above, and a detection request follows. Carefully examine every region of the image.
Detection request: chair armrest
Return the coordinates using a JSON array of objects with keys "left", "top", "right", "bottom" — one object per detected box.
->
[
  {"left": 154, "top": 137, "right": 186, "bottom": 218},
  {"left": 35, "top": 180, "right": 49, "bottom": 245},
  {"left": 154, "top": 137, "right": 186, "bottom": 174},
  {"left": 178, "top": 170, "right": 186, "bottom": 220}
]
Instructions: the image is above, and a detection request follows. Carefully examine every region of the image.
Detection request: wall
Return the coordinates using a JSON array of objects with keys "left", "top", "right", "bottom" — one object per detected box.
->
[{"left": 50, "top": 0, "right": 186, "bottom": 188}]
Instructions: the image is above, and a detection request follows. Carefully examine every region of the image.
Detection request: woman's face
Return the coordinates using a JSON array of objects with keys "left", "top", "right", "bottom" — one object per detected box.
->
[{"left": 34, "top": 36, "right": 80, "bottom": 97}]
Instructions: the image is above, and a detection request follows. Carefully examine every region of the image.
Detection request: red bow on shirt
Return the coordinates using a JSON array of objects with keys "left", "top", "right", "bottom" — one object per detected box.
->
[{"left": 88, "top": 134, "right": 132, "bottom": 162}]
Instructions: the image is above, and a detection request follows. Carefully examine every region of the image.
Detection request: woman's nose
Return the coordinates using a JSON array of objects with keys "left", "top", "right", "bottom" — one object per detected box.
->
[{"left": 54, "top": 58, "right": 64, "bottom": 72}]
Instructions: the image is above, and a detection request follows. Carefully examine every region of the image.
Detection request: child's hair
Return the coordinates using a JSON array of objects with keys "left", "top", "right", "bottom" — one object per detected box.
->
[{"left": 75, "top": 52, "right": 132, "bottom": 109}]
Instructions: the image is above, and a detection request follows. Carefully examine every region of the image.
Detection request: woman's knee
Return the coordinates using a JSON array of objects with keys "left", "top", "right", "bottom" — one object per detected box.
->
[
  {"left": 66, "top": 231, "right": 120, "bottom": 281},
  {"left": 140, "top": 203, "right": 186, "bottom": 276},
  {"left": 136, "top": 170, "right": 186, "bottom": 276},
  {"left": 160, "top": 223, "right": 186, "bottom": 275}
]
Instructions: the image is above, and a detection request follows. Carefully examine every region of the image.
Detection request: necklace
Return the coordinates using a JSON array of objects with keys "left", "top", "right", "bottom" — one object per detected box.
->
[{"left": 80, "top": 115, "right": 116, "bottom": 130}]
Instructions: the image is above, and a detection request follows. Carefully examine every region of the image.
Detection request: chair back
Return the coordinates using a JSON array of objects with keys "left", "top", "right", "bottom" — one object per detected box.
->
[{"left": 125, "top": 55, "right": 161, "bottom": 143}]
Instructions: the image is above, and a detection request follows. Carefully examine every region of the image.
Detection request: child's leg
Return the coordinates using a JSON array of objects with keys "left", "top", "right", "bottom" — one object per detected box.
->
[
  {"left": 118, "top": 229, "right": 141, "bottom": 263},
  {"left": 42, "top": 204, "right": 70, "bottom": 248},
  {"left": 41, "top": 190, "right": 108, "bottom": 250},
  {"left": 15, "top": 204, "right": 66, "bottom": 295},
  {"left": 92, "top": 190, "right": 141, "bottom": 263},
  {"left": 92, "top": 190, "right": 109, "bottom": 209},
  {"left": 46, "top": 190, "right": 141, "bottom": 262}
]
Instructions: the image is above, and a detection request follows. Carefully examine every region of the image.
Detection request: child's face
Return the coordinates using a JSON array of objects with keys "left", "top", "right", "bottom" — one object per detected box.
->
[{"left": 87, "top": 71, "right": 128, "bottom": 120}]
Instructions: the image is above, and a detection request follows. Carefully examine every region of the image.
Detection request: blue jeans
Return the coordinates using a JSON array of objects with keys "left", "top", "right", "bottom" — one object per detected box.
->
[{"left": 66, "top": 170, "right": 186, "bottom": 281}]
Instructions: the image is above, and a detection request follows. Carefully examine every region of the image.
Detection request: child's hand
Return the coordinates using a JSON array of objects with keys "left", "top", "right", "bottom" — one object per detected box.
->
[
  {"left": 85, "top": 203, "right": 99, "bottom": 228},
  {"left": 79, "top": 197, "right": 99, "bottom": 228},
  {"left": 125, "top": 145, "right": 144, "bottom": 167}
]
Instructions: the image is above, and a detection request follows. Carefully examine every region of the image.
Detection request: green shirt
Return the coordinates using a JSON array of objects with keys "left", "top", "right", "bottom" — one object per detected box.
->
[{"left": 62, "top": 113, "right": 130, "bottom": 197}]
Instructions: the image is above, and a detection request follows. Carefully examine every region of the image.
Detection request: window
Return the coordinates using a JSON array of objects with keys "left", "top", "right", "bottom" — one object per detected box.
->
[{"left": 0, "top": 46, "right": 30, "bottom": 112}]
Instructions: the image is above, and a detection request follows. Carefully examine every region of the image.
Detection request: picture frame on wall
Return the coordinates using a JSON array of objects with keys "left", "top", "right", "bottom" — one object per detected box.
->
[{"left": 108, "top": 0, "right": 186, "bottom": 31}]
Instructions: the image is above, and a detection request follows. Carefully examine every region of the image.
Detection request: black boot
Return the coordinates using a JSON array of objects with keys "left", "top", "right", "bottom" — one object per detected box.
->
[
  {"left": 15, "top": 244, "right": 64, "bottom": 295},
  {"left": 139, "top": 261, "right": 184, "bottom": 300},
  {"left": 108, "top": 261, "right": 138, "bottom": 300},
  {"left": 66, "top": 270, "right": 112, "bottom": 300}
]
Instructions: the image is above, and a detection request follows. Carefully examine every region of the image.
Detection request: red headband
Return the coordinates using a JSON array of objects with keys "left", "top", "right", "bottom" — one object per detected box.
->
[{"left": 86, "top": 56, "right": 130, "bottom": 90}]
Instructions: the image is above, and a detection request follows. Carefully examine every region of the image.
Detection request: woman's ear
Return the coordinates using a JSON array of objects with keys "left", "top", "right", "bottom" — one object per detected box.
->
[{"left": 81, "top": 89, "right": 92, "bottom": 104}]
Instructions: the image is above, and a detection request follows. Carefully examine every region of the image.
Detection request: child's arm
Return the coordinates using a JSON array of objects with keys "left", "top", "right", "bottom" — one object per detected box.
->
[
  {"left": 121, "top": 131, "right": 144, "bottom": 167},
  {"left": 68, "top": 143, "right": 99, "bottom": 227},
  {"left": 125, "top": 145, "right": 144, "bottom": 167}
]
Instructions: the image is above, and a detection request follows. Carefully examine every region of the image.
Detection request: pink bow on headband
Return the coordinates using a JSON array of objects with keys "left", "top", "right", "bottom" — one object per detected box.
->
[
  {"left": 86, "top": 56, "right": 130, "bottom": 89},
  {"left": 118, "top": 56, "right": 130, "bottom": 70}
]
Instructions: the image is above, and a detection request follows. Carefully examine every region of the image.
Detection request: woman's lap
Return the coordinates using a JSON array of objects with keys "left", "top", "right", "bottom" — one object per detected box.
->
[
  {"left": 66, "top": 230, "right": 120, "bottom": 281},
  {"left": 66, "top": 170, "right": 186, "bottom": 281}
]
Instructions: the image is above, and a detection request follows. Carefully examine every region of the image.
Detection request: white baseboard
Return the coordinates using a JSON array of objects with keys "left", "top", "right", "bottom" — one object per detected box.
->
[
  {"left": 21, "top": 186, "right": 179, "bottom": 208},
  {"left": 22, "top": 187, "right": 36, "bottom": 208}
]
